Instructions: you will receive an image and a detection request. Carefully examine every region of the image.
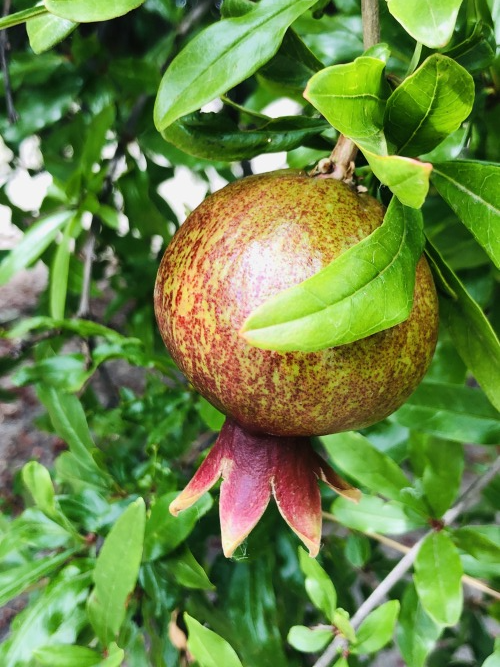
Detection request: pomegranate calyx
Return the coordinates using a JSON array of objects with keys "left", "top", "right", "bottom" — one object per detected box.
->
[{"left": 169, "top": 418, "right": 360, "bottom": 558}]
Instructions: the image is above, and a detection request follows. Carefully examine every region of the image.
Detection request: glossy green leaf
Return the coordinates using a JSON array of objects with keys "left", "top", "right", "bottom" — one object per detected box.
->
[
  {"left": 87, "top": 498, "right": 146, "bottom": 646},
  {"left": 197, "top": 397, "right": 225, "bottom": 432},
  {"left": 22, "top": 461, "right": 56, "bottom": 516},
  {"left": 27, "top": 13, "right": 77, "bottom": 54},
  {"left": 332, "top": 608, "right": 356, "bottom": 642},
  {"left": 154, "top": 0, "right": 317, "bottom": 130},
  {"left": 168, "top": 547, "right": 215, "bottom": 590},
  {"left": 387, "top": 0, "right": 464, "bottom": 47},
  {"left": 37, "top": 385, "right": 110, "bottom": 486},
  {"left": 425, "top": 241, "right": 500, "bottom": 410},
  {"left": 287, "top": 625, "right": 332, "bottom": 653},
  {"left": 143, "top": 491, "right": 213, "bottom": 561},
  {"left": 44, "top": 0, "right": 145, "bottom": 22},
  {"left": 185, "top": 613, "right": 243, "bottom": 667},
  {"left": 81, "top": 106, "right": 116, "bottom": 177},
  {"left": 331, "top": 495, "right": 426, "bottom": 534},
  {"left": 242, "top": 197, "right": 424, "bottom": 351},
  {"left": 414, "top": 531, "right": 463, "bottom": 626},
  {"left": 50, "top": 214, "right": 80, "bottom": 320},
  {"left": 393, "top": 381, "right": 500, "bottom": 443},
  {"left": 352, "top": 600, "right": 400, "bottom": 654},
  {"left": 322, "top": 431, "right": 412, "bottom": 501},
  {"left": 421, "top": 439, "right": 463, "bottom": 517},
  {"left": 396, "top": 582, "right": 443, "bottom": 667},
  {"left": 384, "top": 55, "right": 474, "bottom": 157},
  {"left": 345, "top": 533, "right": 371, "bottom": 567},
  {"left": 163, "top": 112, "right": 329, "bottom": 162},
  {"left": 452, "top": 526, "right": 500, "bottom": 562},
  {"left": 0, "top": 568, "right": 90, "bottom": 667},
  {"left": 304, "top": 55, "right": 391, "bottom": 151},
  {"left": 482, "top": 646, "right": 500, "bottom": 667},
  {"left": 361, "top": 149, "right": 432, "bottom": 208},
  {"left": 431, "top": 161, "right": 500, "bottom": 268},
  {"left": 8, "top": 315, "right": 141, "bottom": 345},
  {"left": 0, "top": 211, "right": 73, "bottom": 286},
  {"left": 298, "top": 547, "right": 337, "bottom": 622}
]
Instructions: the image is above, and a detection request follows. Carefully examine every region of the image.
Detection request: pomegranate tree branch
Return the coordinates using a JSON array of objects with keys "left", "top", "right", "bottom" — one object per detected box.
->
[
  {"left": 0, "top": 0, "right": 17, "bottom": 123},
  {"left": 313, "top": 457, "right": 500, "bottom": 667},
  {"left": 361, "top": 0, "right": 381, "bottom": 50}
]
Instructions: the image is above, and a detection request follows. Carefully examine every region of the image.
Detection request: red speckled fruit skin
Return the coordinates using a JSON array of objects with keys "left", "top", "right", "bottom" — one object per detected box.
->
[{"left": 154, "top": 170, "right": 439, "bottom": 437}]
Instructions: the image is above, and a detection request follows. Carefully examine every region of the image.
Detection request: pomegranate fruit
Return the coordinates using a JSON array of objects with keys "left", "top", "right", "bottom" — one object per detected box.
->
[{"left": 154, "top": 170, "right": 438, "bottom": 557}]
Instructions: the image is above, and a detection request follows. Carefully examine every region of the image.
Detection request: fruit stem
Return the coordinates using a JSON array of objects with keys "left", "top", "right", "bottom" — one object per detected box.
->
[{"left": 311, "top": 0, "right": 381, "bottom": 183}]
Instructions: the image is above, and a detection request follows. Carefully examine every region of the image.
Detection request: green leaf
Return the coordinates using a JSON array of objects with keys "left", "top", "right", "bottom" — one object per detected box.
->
[
  {"left": 387, "top": 0, "right": 464, "bottom": 47},
  {"left": 27, "top": 13, "right": 77, "bottom": 54},
  {"left": 87, "top": 498, "right": 146, "bottom": 646},
  {"left": 298, "top": 547, "right": 337, "bottom": 622},
  {"left": 37, "top": 385, "right": 110, "bottom": 486},
  {"left": 168, "top": 547, "right": 215, "bottom": 590},
  {"left": 482, "top": 647, "right": 500, "bottom": 667},
  {"left": 331, "top": 495, "right": 426, "bottom": 534},
  {"left": 425, "top": 241, "right": 500, "bottom": 410},
  {"left": 241, "top": 197, "right": 424, "bottom": 351},
  {"left": 33, "top": 644, "right": 109, "bottom": 667},
  {"left": 452, "top": 527, "right": 500, "bottom": 563},
  {"left": 197, "top": 397, "right": 225, "bottom": 432},
  {"left": 304, "top": 55, "right": 391, "bottom": 151},
  {"left": 360, "top": 150, "right": 432, "bottom": 208},
  {"left": 431, "top": 161, "right": 500, "bottom": 268},
  {"left": 0, "top": 568, "right": 90, "bottom": 667},
  {"left": 384, "top": 55, "right": 474, "bottom": 157},
  {"left": 287, "top": 625, "right": 332, "bottom": 653},
  {"left": 44, "top": 0, "right": 145, "bottom": 22},
  {"left": 81, "top": 106, "right": 116, "bottom": 178},
  {"left": 22, "top": 461, "right": 56, "bottom": 517},
  {"left": 0, "top": 550, "right": 74, "bottom": 607},
  {"left": 154, "top": 0, "right": 318, "bottom": 130},
  {"left": 0, "top": 211, "right": 74, "bottom": 286},
  {"left": 414, "top": 531, "right": 463, "bottom": 626},
  {"left": 393, "top": 381, "right": 500, "bottom": 444},
  {"left": 50, "top": 214, "right": 80, "bottom": 320},
  {"left": 421, "top": 439, "right": 464, "bottom": 517},
  {"left": 184, "top": 613, "right": 243, "bottom": 667},
  {"left": 351, "top": 600, "right": 400, "bottom": 654},
  {"left": 143, "top": 492, "right": 213, "bottom": 561},
  {"left": 163, "top": 112, "right": 329, "bottom": 162},
  {"left": 322, "top": 431, "right": 412, "bottom": 501},
  {"left": 396, "top": 582, "right": 443, "bottom": 667}
]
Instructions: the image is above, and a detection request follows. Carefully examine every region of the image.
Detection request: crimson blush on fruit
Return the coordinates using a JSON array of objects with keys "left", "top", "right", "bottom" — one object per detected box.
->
[{"left": 154, "top": 170, "right": 439, "bottom": 557}]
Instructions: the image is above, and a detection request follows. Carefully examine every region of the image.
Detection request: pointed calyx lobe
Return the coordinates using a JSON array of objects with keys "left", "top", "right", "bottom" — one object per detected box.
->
[{"left": 170, "top": 418, "right": 360, "bottom": 557}]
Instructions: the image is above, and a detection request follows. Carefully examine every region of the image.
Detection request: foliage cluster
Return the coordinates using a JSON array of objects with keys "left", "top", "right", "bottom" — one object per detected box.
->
[{"left": 0, "top": 0, "right": 499, "bottom": 666}]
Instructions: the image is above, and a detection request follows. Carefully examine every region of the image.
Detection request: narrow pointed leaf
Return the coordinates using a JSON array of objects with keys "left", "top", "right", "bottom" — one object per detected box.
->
[
  {"left": 431, "top": 160, "right": 500, "bottom": 268},
  {"left": 384, "top": 55, "right": 474, "bottom": 157},
  {"left": 304, "top": 55, "right": 391, "bottom": 151},
  {"left": 452, "top": 527, "right": 500, "bottom": 563},
  {"left": 44, "top": 0, "right": 145, "bottom": 22},
  {"left": 0, "top": 210, "right": 73, "bottom": 286},
  {"left": 298, "top": 547, "right": 337, "bottom": 622},
  {"left": 33, "top": 644, "right": 118, "bottom": 667},
  {"left": 425, "top": 241, "right": 500, "bottom": 409},
  {"left": 162, "top": 112, "right": 330, "bottom": 162},
  {"left": 87, "top": 498, "right": 146, "bottom": 645},
  {"left": 322, "top": 431, "right": 411, "bottom": 501},
  {"left": 414, "top": 532, "right": 463, "bottom": 626},
  {"left": 154, "top": 0, "right": 318, "bottom": 130},
  {"left": 27, "top": 13, "right": 77, "bottom": 54},
  {"left": 0, "top": 550, "right": 75, "bottom": 607},
  {"left": 241, "top": 197, "right": 424, "bottom": 351},
  {"left": 352, "top": 600, "right": 400, "bottom": 654},
  {"left": 421, "top": 440, "right": 463, "bottom": 517},
  {"left": 387, "top": 0, "right": 464, "bottom": 48},
  {"left": 50, "top": 214, "right": 80, "bottom": 320},
  {"left": 185, "top": 613, "right": 243, "bottom": 667},
  {"left": 168, "top": 547, "right": 215, "bottom": 590}
]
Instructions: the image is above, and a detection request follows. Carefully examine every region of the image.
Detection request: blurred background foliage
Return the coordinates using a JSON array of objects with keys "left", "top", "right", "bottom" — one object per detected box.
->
[{"left": 0, "top": 0, "right": 499, "bottom": 666}]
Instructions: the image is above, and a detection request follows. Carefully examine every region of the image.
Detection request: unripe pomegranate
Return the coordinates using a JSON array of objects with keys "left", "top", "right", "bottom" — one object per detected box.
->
[{"left": 154, "top": 170, "right": 438, "bottom": 557}]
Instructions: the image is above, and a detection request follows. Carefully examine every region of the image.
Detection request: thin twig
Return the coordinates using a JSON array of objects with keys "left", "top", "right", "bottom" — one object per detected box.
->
[
  {"left": 361, "top": 0, "right": 380, "bottom": 50},
  {"left": 314, "top": 458, "right": 500, "bottom": 667},
  {"left": 0, "top": 0, "right": 18, "bottom": 123}
]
